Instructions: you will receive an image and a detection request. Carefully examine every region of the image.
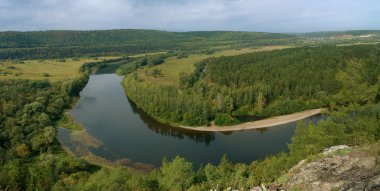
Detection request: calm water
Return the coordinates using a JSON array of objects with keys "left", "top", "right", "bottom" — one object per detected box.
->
[{"left": 58, "top": 74, "right": 322, "bottom": 167}]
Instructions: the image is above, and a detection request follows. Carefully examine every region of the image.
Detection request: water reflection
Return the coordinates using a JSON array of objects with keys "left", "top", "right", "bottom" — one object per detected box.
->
[{"left": 128, "top": 98, "right": 216, "bottom": 146}]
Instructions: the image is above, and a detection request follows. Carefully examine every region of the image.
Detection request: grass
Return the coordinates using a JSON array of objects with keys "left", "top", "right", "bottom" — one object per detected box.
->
[
  {"left": 137, "top": 46, "right": 292, "bottom": 86},
  {"left": 0, "top": 56, "right": 119, "bottom": 81},
  {"left": 80, "top": 152, "right": 155, "bottom": 174},
  {"left": 57, "top": 111, "right": 84, "bottom": 131},
  {"left": 70, "top": 130, "right": 103, "bottom": 149},
  {"left": 337, "top": 41, "right": 380, "bottom": 47}
]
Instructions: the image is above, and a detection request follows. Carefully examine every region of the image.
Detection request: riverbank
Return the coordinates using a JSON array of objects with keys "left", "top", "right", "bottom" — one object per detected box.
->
[{"left": 179, "top": 108, "right": 323, "bottom": 132}]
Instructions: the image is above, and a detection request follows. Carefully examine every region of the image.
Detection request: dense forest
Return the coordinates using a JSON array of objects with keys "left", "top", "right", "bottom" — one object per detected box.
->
[
  {"left": 124, "top": 44, "right": 380, "bottom": 126},
  {"left": 0, "top": 30, "right": 298, "bottom": 59},
  {"left": 1, "top": 51, "right": 380, "bottom": 190}
]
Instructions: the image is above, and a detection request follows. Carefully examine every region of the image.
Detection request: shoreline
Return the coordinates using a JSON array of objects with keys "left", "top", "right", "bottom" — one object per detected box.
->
[{"left": 179, "top": 108, "right": 323, "bottom": 132}]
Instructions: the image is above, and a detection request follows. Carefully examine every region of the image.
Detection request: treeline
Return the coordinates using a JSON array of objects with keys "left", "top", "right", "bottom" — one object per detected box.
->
[
  {"left": 78, "top": 53, "right": 170, "bottom": 76},
  {"left": 0, "top": 30, "right": 299, "bottom": 59},
  {"left": 117, "top": 54, "right": 169, "bottom": 75},
  {"left": 80, "top": 57, "right": 136, "bottom": 74},
  {"left": 0, "top": 44, "right": 170, "bottom": 60},
  {"left": 124, "top": 44, "right": 380, "bottom": 126}
]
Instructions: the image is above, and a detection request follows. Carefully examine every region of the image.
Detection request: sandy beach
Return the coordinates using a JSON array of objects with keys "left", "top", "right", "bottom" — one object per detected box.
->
[{"left": 179, "top": 108, "right": 323, "bottom": 132}]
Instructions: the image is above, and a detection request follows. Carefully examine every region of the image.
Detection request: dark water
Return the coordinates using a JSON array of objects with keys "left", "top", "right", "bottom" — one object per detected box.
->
[{"left": 58, "top": 74, "right": 322, "bottom": 167}]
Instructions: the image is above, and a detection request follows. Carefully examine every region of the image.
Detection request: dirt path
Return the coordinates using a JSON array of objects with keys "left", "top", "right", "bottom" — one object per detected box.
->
[{"left": 179, "top": 108, "right": 323, "bottom": 132}]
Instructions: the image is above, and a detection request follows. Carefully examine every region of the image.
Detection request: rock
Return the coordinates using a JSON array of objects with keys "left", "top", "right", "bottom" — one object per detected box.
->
[
  {"left": 368, "top": 174, "right": 380, "bottom": 190},
  {"left": 248, "top": 187, "right": 262, "bottom": 191},
  {"left": 322, "top": 145, "right": 350, "bottom": 155},
  {"left": 288, "top": 159, "right": 306, "bottom": 173},
  {"left": 267, "top": 184, "right": 282, "bottom": 191},
  {"left": 283, "top": 147, "right": 380, "bottom": 191}
]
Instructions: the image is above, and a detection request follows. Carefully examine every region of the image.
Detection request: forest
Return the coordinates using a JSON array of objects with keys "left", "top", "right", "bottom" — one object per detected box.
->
[
  {"left": 124, "top": 44, "right": 380, "bottom": 126},
  {"left": 0, "top": 30, "right": 298, "bottom": 60}
]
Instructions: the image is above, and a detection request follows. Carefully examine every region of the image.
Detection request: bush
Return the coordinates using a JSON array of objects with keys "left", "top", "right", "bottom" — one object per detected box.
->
[
  {"left": 6, "top": 66, "right": 16, "bottom": 69},
  {"left": 177, "top": 52, "right": 189, "bottom": 59},
  {"left": 151, "top": 68, "right": 162, "bottom": 78}
]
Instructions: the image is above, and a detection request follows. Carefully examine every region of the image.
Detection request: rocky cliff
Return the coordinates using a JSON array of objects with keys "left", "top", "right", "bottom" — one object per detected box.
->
[{"left": 249, "top": 144, "right": 380, "bottom": 191}]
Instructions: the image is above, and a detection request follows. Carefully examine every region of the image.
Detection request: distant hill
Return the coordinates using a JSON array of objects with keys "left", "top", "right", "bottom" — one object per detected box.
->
[
  {"left": 296, "top": 30, "right": 380, "bottom": 38},
  {"left": 0, "top": 29, "right": 294, "bottom": 48},
  {"left": 0, "top": 29, "right": 297, "bottom": 59}
]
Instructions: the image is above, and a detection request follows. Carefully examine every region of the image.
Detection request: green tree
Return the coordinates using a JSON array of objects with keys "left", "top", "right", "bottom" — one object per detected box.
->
[
  {"left": 256, "top": 92, "right": 266, "bottom": 112},
  {"left": 14, "top": 144, "right": 30, "bottom": 158},
  {"left": 159, "top": 156, "right": 195, "bottom": 190},
  {"left": 334, "top": 59, "right": 377, "bottom": 106}
]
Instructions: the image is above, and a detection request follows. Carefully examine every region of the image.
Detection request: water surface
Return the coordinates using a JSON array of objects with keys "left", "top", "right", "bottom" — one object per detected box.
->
[{"left": 59, "top": 74, "right": 322, "bottom": 167}]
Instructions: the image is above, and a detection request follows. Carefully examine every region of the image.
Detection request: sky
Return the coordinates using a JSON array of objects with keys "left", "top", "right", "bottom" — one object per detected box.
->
[{"left": 0, "top": 0, "right": 379, "bottom": 32}]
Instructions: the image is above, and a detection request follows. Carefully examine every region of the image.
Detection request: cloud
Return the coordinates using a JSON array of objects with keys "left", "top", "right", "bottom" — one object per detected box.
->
[{"left": 0, "top": 0, "right": 379, "bottom": 32}]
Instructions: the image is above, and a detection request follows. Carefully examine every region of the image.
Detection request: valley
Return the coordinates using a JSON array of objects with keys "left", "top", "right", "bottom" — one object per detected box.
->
[{"left": 1, "top": 29, "right": 380, "bottom": 191}]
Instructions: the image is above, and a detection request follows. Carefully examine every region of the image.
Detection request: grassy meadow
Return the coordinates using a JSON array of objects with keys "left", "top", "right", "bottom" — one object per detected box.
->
[{"left": 0, "top": 57, "right": 119, "bottom": 81}]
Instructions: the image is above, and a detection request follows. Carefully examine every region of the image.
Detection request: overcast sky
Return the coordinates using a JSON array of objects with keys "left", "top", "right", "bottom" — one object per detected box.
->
[{"left": 1, "top": 0, "right": 379, "bottom": 32}]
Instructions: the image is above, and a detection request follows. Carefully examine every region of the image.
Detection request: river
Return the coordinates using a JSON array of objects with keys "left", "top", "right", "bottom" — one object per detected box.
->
[{"left": 58, "top": 74, "right": 322, "bottom": 168}]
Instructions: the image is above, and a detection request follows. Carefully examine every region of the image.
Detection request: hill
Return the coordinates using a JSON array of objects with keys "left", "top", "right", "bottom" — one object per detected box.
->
[{"left": 0, "top": 30, "right": 297, "bottom": 59}]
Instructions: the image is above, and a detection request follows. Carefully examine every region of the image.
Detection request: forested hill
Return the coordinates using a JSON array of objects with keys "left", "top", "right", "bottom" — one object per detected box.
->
[
  {"left": 0, "top": 30, "right": 297, "bottom": 59},
  {"left": 0, "top": 30, "right": 294, "bottom": 48}
]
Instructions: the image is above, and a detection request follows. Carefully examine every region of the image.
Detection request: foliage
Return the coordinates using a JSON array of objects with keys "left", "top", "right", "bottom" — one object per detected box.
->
[
  {"left": 0, "top": 74, "right": 90, "bottom": 191},
  {"left": 116, "top": 54, "right": 167, "bottom": 75},
  {"left": 159, "top": 156, "right": 196, "bottom": 190},
  {"left": 124, "top": 44, "right": 380, "bottom": 126},
  {"left": 0, "top": 30, "right": 297, "bottom": 60},
  {"left": 214, "top": 113, "right": 240, "bottom": 126}
]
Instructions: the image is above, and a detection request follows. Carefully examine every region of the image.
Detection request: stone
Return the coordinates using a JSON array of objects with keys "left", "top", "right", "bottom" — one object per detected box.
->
[{"left": 322, "top": 145, "right": 350, "bottom": 155}]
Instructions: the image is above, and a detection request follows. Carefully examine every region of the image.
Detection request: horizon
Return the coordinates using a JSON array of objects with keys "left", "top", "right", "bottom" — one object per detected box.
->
[
  {"left": 1, "top": 28, "right": 380, "bottom": 34},
  {"left": 1, "top": 0, "right": 379, "bottom": 33}
]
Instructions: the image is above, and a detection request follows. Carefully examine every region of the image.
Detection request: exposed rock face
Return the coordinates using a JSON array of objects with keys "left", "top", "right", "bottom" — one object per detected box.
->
[
  {"left": 322, "top": 145, "right": 350, "bottom": 155},
  {"left": 284, "top": 146, "right": 380, "bottom": 191}
]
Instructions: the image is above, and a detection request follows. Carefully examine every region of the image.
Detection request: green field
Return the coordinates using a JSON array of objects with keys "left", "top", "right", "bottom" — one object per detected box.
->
[
  {"left": 138, "top": 46, "right": 292, "bottom": 86},
  {"left": 0, "top": 57, "right": 119, "bottom": 81}
]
